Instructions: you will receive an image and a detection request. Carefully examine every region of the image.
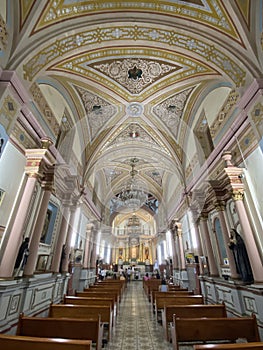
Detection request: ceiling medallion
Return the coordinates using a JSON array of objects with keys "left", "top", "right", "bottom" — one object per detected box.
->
[{"left": 126, "top": 102, "right": 144, "bottom": 117}]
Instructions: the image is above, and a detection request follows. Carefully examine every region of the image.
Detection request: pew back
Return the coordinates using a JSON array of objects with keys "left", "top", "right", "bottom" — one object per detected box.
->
[
  {"left": 64, "top": 296, "right": 115, "bottom": 313},
  {"left": 76, "top": 291, "right": 119, "bottom": 305},
  {"left": 162, "top": 304, "right": 227, "bottom": 341},
  {"left": 49, "top": 304, "right": 112, "bottom": 340},
  {"left": 156, "top": 294, "right": 204, "bottom": 310},
  {"left": 0, "top": 334, "right": 92, "bottom": 350},
  {"left": 194, "top": 343, "right": 263, "bottom": 349},
  {"left": 17, "top": 314, "right": 103, "bottom": 350},
  {"left": 171, "top": 315, "right": 260, "bottom": 350}
]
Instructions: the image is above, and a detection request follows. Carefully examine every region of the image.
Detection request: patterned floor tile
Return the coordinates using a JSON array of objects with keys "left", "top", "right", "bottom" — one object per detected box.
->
[{"left": 104, "top": 281, "right": 173, "bottom": 350}]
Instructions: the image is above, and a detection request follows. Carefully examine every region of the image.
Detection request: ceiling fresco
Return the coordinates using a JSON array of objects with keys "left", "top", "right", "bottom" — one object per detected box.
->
[{"left": 3, "top": 0, "right": 261, "bottom": 226}]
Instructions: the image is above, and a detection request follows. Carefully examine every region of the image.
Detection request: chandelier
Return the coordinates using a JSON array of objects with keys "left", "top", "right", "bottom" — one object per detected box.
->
[{"left": 118, "top": 158, "right": 148, "bottom": 211}]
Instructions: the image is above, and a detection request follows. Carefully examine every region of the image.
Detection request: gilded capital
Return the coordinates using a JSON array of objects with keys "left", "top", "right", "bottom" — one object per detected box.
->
[
  {"left": 41, "top": 137, "right": 53, "bottom": 149},
  {"left": 232, "top": 190, "right": 244, "bottom": 201},
  {"left": 214, "top": 201, "right": 225, "bottom": 211}
]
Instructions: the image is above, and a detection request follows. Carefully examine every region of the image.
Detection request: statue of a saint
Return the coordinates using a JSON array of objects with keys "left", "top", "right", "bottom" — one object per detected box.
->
[{"left": 228, "top": 229, "right": 254, "bottom": 283}]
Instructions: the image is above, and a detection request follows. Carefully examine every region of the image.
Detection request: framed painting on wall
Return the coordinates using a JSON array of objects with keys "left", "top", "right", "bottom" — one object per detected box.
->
[
  {"left": 36, "top": 255, "right": 49, "bottom": 271},
  {"left": 0, "top": 188, "right": 5, "bottom": 206},
  {"left": 40, "top": 202, "right": 58, "bottom": 245}
]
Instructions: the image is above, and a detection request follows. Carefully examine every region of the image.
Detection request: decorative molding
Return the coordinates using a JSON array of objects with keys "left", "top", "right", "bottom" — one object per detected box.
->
[
  {"left": 35, "top": 0, "right": 240, "bottom": 41},
  {"left": 75, "top": 86, "right": 117, "bottom": 141},
  {"left": 23, "top": 25, "right": 246, "bottom": 87},
  {"left": 29, "top": 83, "right": 60, "bottom": 137},
  {"left": 152, "top": 88, "right": 193, "bottom": 138},
  {"left": 210, "top": 90, "right": 239, "bottom": 138},
  {"left": 94, "top": 58, "right": 179, "bottom": 94},
  {"left": 0, "top": 14, "right": 7, "bottom": 52},
  {"left": 0, "top": 95, "right": 19, "bottom": 134},
  {"left": 100, "top": 122, "right": 172, "bottom": 157}
]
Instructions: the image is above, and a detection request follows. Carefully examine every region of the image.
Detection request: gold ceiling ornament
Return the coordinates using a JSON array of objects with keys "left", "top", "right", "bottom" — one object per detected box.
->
[
  {"left": 99, "top": 122, "right": 172, "bottom": 157},
  {"left": 51, "top": 48, "right": 213, "bottom": 101},
  {"left": 93, "top": 58, "right": 179, "bottom": 94},
  {"left": 33, "top": 0, "right": 240, "bottom": 41},
  {"left": 23, "top": 25, "right": 245, "bottom": 87}
]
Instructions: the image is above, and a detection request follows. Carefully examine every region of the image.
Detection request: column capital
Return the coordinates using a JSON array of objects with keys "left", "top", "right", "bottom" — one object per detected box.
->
[
  {"left": 200, "top": 213, "right": 208, "bottom": 221},
  {"left": 214, "top": 201, "right": 226, "bottom": 211},
  {"left": 25, "top": 144, "right": 55, "bottom": 179},
  {"left": 169, "top": 219, "right": 182, "bottom": 235},
  {"left": 232, "top": 190, "right": 244, "bottom": 201}
]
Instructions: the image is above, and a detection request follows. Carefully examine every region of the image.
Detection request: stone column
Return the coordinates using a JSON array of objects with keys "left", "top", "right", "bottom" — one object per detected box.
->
[
  {"left": 149, "top": 241, "right": 153, "bottom": 264},
  {"left": 215, "top": 203, "right": 239, "bottom": 279},
  {"left": 51, "top": 204, "right": 71, "bottom": 272},
  {"left": 0, "top": 137, "right": 54, "bottom": 278},
  {"left": 83, "top": 223, "right": 94, "bottom": 269},
  {"left": 193, "top": 219, "right": 205, "bottom": 275},
  {"left": 23, "top": 182, "right": 53, "bottom": 276},
  {"left": 90, "top": 225, "right": 99, "bottom": 269},
  {"left": 176, "top": 223, "right": 186, "bottom": 270},
  {"left": 199, "top": 214, "right": 219, "bottom": 277},
  {"left": 232, "top": 190, "right": 263, "bottom": 283},
  {"left": 61, "top": 205, "right": 77, "bottom": 272},
  {"left": 170, "top": 221, "right": 179, "bottom": 270},
  {"left": 0, "top": 175, "right": 38, "bottom": 277}
]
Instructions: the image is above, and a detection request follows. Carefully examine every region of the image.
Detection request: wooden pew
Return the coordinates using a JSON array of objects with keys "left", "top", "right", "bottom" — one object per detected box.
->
[
  {"left": 85, "top": 286, "right": 122, "bottom": 302},
  {"left": 155, "top": 294, "right": 204, "bottom": 320},
  {"left": 49, "top": 303, "right": 112, "bottom": 341},
  {"left": 0, "top": 334, "right": 92, "bottom": 350},
  {"left": 143, "top": 279, "right": 161, "bottom": 301},
  {"left": 162, "top": 304, "right": 227, "bottom": 341},
  {"left": 194, "top": 342, "right": 263, "bottom": 349},
  {"left": 16, "top": 313, "right": 103, "bottom": 350},
  {"left": 168, "top": 285, "right": 188, "bottom": 291},
  {"left": 95, "top": 279, "right": 126, "bottom": 292},
  {"left": 64, "top": 295, "right": 116, "bottom": 325},
  {"left": 171, "top": 315, "right": 260, "bottom": 350},
  {"left": 152, "top": 290, "right": 194, "bottom": 309},
  {"left": 76, "top": 290, "right": 119, "bottom": 307}
]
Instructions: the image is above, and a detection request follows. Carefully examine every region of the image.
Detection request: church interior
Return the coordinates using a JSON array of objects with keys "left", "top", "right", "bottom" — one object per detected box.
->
[{"left": 0, "top": 0, "right": 263, "bottom": 348}]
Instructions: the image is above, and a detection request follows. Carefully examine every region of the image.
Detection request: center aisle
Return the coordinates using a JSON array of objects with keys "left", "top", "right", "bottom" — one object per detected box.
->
[{"left": 105, "top": 280, "right": 173, "bottom": 350}]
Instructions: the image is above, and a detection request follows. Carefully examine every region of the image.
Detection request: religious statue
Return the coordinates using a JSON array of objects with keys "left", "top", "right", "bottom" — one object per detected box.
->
[
  {"left": 14, "top": 237, "right": 30, "bottom": 276},
  {"left": 228, "top": 229, "right": 254, "bottom": 284}
]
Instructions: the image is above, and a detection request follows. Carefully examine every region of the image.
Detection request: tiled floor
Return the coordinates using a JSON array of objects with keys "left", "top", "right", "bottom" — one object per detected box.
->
[{"left": 105, "top": 281, "right": 173, "bottom": 350}]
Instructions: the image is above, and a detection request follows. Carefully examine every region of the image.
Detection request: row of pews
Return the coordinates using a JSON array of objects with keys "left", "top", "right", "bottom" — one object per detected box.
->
[
  {"left": 0, "top": 278, "right": 126, "bottom": 350},
  {"left": 143, "top": 278, "right": 263, "bottom": 350}
]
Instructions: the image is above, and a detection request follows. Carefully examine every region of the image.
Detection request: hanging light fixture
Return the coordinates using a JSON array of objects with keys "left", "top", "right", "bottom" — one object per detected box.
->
[{"left": 118, "top": 158, "right": 148, "bottom": 211}]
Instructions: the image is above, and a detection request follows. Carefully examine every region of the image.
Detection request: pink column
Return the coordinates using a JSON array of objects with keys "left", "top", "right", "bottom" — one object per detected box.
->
[
  {"left": 234, "top": 192, "right": 263, "bottom": 283},
  {"left": 174, "top": 233, "right": 180, "bottom": 269},
  {"left": 199, "top": 215, "right": 219, "bottom": 277},
  {"left": 51, "top": 205, "right": 70, "bottom": 273},
  {"left": 83, "top": 223, "right": 94, "bottom": 269},
  {"left": 177, "top": 229, "right": 186, "bottom": 270},
  {"left": 193, "top": 220, "right": 204, "bottom": 275},
  {"left": 0, "top": 175, "right": 38, "bottom": 277},
  {"left": 61, "top": 206, "right": 77, "bottom": 272},
  {"left": 216, "top": 205, "right": 240, "bottom": 279},
  {"left": 23, "top": 188, "right": 52, "bottom": 276},
  {"left": 171, "top": 231, "right": 179, "bottom": 269},
  {"left": 90, "top": 229, "right": 99, "bottom": 269},
  {"left": 170, "top": 220, "right": 179, "bottom": 269}
]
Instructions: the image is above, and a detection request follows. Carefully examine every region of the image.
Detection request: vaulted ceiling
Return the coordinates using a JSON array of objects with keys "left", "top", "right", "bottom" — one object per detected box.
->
[{"left": 2, "top": 0, "right": 262, "bottom": 227}]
